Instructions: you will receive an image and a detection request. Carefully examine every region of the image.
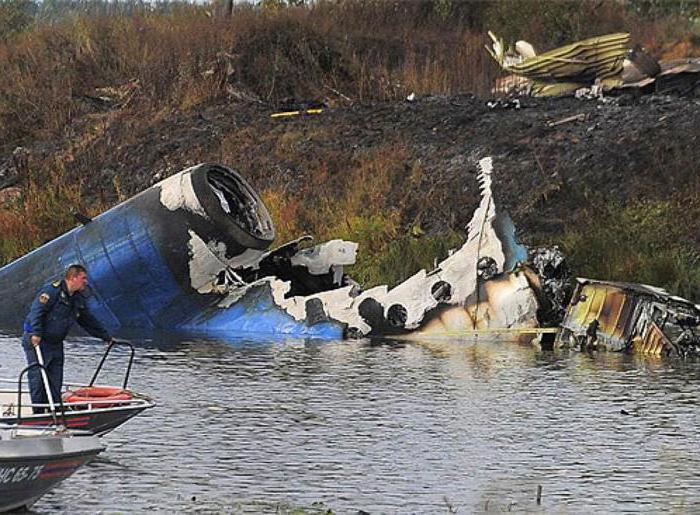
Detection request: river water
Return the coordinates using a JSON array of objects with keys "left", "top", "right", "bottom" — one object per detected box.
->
[{"left": 2, "top": 331, "right": 700, "bottom": 513}]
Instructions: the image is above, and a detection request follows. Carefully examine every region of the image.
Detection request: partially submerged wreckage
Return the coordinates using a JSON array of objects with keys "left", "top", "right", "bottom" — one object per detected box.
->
[
  {"left": 0, "top": 157, "right": 559, "bottom": 340},
  {"left": 487, "top": 31, "right": 700, "bottom": 97},
  {"left": 558, "top": 279, "right": 700, "bottom": 357},
  {"left": 0, "top": 157, "right": 697, "bottom": 355}
]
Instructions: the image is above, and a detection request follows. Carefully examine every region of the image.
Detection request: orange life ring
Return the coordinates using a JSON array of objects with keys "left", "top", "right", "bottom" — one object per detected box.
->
[{"left": 63, "top": 386, "right": 133, "bottom": 406}]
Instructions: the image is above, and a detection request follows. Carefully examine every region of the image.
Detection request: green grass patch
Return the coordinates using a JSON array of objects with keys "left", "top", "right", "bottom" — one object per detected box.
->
[{"left": 559, "top": 199, "right": 700, "bottom": 302}]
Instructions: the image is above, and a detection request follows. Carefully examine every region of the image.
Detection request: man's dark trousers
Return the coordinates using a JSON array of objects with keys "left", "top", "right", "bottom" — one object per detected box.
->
[{"left": 21, "top": 335, "right": 64, "bottom": 413}]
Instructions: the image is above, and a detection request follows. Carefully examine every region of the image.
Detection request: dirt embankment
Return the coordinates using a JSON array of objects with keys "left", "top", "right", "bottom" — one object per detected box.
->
[
  {"left": 45, "top": 92, "right": 700, "bottom": 233},
  {"left": 2, "top": 92, "right": 700, "bottom": 299},
  {"left": 70, "top": 92, "right": 700, "bottom": 241}
]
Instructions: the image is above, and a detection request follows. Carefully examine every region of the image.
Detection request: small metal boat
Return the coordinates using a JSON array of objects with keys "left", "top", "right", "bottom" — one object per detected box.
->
[
  {"left": 0, "top": 423, "right": 104, "bottom": 512},
  {"left": 0, "top": 341, "right": 155, "bottom": 436}
]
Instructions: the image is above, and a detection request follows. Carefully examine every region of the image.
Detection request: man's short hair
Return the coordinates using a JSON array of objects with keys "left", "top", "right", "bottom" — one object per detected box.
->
[{"left": 65, "top": 264, "right": 88, "bottom": 279}]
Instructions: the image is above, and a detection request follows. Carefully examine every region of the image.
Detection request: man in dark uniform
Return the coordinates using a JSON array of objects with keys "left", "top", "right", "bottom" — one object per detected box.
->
[{"left": 22, "top": 264, "right": 113, "bottom": 412}]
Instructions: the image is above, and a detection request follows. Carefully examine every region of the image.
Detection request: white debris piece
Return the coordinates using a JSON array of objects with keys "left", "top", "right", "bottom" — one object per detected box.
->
[
  {"left": 187, "top": 230, "right": 225, "bottom": 293},
  {"left": 515, "top": 40, "right": 536, "bottom": 59},
  {"left": 290, "top": 240, "right": 358, "bottom": 276},
  {"left": 158, "top": 166, "right": 208, "bottom": 218},
  {"left": 187, "top": 230, "right": 264, "bottom": 293}
]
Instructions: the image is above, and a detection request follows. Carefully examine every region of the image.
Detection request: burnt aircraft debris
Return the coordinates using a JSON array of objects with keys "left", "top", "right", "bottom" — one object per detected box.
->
[
  {"left": 487, "top": 31, "right": 700, "bottom": 98},
  {"left": 487, "top": 32, "right": 631, "bottom": 97},
  {"left": 0, "top": 157, "right": 574, "bottom": 341},
  {"left": 557, "top": 279, "right": 700, "bottom": 357},
  {"left": 0, "top": 157, "right": 696, "bottom": 356},
  {"left": 528, "top": 246, "right": 571, "bottom": 327}
]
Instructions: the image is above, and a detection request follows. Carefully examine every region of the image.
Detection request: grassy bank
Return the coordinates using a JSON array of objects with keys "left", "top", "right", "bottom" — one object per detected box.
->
[
  {"left": 259, "top": 143, "right": 464, "bottom": 287},
  {"left": 559, "top": 197, "right": 700, "bottom": 302},
  {"left": 1, "top": 0, "right": 697, "bottom": 148},
  {"left": 1, "top": 0, "right": 699, "bottom": 299}
]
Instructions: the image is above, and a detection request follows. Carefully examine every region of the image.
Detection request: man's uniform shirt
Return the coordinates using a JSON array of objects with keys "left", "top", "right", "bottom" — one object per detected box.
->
[{"left": 23, "top": 280, "right": 111, "bottom": 343}]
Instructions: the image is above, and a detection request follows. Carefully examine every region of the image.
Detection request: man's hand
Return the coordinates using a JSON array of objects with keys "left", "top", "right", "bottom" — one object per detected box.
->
[
  {"left": 106, "top": 338, "right": 116, "bottom": 346},
  {"left": 31, "top": 335, "right": 41, "bottom": 347}
]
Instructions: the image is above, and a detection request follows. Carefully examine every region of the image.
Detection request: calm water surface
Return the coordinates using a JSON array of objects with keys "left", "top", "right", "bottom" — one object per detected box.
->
[{"left": 1, "top": 332, "right": 699, "bottom": 513}]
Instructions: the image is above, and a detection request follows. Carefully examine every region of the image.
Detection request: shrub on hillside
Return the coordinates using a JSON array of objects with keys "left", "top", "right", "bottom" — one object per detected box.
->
[{"left": 0, "top": 0, "right": 34, "bottom": 40}]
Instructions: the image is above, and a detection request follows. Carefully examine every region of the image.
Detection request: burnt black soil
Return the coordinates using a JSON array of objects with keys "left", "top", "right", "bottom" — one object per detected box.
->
[
  {"left": 86, "top": 93, "right": 700, "bottom": 245},
  {"left": 3, "top": 91, "right": 700, "bottom": 289}
]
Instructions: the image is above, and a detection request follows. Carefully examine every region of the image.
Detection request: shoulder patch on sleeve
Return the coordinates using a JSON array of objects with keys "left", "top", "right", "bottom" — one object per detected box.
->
[
  {"left": 52, "top": 280, "right": 61, "bottom": 288},
  {"left": 39, "top": 293, "right": 51, "bottom": 304}
]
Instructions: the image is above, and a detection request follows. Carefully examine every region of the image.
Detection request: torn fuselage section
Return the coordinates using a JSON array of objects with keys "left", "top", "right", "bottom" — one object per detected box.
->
[
  {"left": 0, "top": 158, "right": 565, "bottom": 340},
  {"left": 189, "top": 156, "right": 564, "bottom": 339},
  {"left": 527, "top": 246, "right": 572, "bottom": 326},
  {"left": 487, "top": 31, "right": 631, "bottom": 97},
  {"left": 556, "top": 279, "right": 700, "bottom": 356},
  {"left": 92, "top": 160, "right": 700, "bottom": 347}
]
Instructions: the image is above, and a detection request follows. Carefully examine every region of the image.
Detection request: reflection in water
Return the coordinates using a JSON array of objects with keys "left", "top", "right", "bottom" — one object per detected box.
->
[{"left": 1, "top": 332, "right": 699, "bottom": 513}]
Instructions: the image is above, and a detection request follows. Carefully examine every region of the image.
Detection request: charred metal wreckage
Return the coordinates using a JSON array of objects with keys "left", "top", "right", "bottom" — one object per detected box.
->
[
  {"left": 0, "top": 157, "right": 697, "bottom": 354},
  {"left": 557, "top": 279, "right": 700, "bottom": 357},
  {"left": 487, "top": 31, "right": 700, "bottom": 98},
  {"left": 0, "top": 157, "right": 564, "bottom": 341}
]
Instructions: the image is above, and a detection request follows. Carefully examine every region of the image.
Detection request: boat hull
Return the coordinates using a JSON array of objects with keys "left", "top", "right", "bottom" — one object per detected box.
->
[
  {"left": 2, "top": 404, "right": 150, "bottom": 436},
  {"left": 0, "top": 389, "right": 155, "bottom": 436},
  {"left": 0, "top": 432, "right": 104, "bottom": 512}
]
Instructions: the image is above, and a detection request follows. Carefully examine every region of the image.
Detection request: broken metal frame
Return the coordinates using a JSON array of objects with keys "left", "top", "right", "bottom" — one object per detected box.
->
[
  {"left": 487, "top": 31, "right": 700, "bottom": 98},
  {"left": 557, "top": 278, "right": 700, "bottom": 356},
  {"left": 1, "top": 153, "right": 698, "bottom": 353},
  {"left": 0, "top": 157, "right": 558, "bottom": 340}
]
